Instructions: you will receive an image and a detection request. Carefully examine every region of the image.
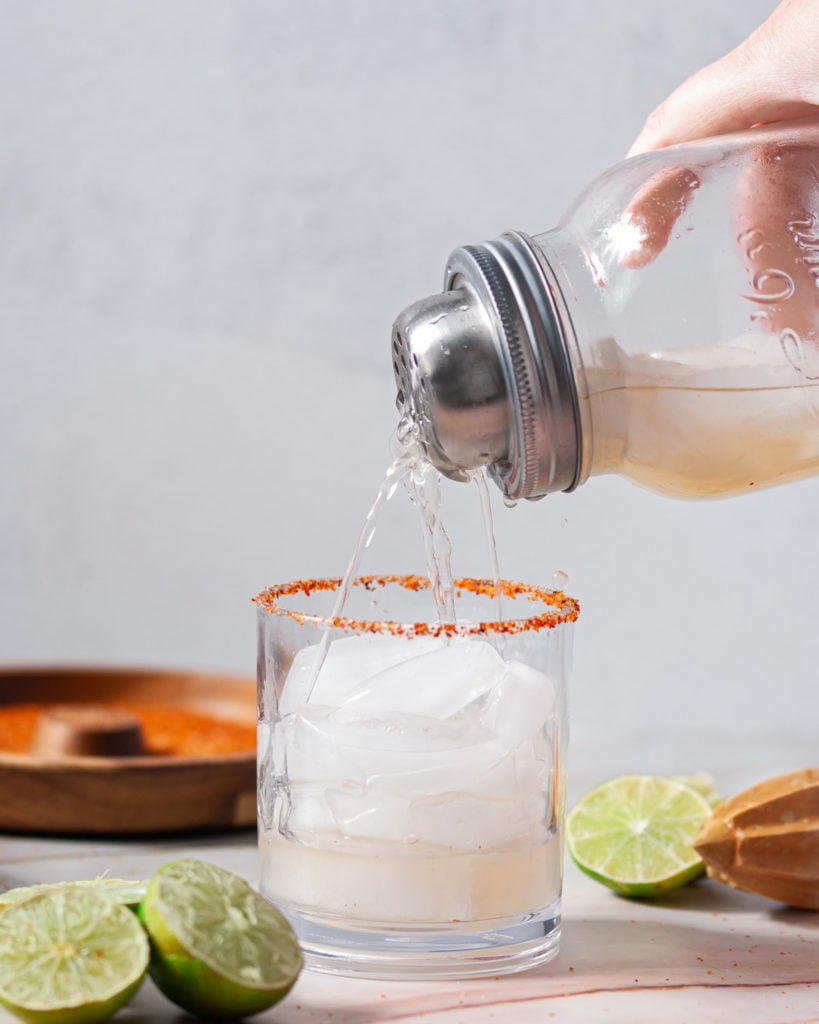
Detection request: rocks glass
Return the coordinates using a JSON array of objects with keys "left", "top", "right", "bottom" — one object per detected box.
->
[{"left": 255, "top": 575, "right": 577, "bottom": 979}]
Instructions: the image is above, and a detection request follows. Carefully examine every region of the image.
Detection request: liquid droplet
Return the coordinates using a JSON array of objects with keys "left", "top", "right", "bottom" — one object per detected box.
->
[
  {"left": 552, "top": 569, "right": 569, "bottom": 589},
  {"left": 503, "top": 495, "right": 517, "bottom": 509}
]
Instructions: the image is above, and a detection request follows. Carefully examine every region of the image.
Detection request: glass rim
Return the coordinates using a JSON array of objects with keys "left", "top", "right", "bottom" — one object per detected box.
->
[{"left": 252, "top": 574, "right": 579, "bottom": 638}]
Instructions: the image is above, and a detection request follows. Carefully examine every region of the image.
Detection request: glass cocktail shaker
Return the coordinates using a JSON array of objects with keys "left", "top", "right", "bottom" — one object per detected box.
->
[{"left": 392, "top": 116, "right": 819, "bottom": 501}]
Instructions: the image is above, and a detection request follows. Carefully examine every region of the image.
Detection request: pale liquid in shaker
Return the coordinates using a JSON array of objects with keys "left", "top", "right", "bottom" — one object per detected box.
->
[{"left": 586, "top": 335, "right": 819, "bottom": 498}]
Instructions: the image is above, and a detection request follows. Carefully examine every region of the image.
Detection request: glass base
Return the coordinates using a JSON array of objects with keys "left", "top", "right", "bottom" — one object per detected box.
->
[{"left": 278, "top": 905, "right": 561, "bottom": 980}]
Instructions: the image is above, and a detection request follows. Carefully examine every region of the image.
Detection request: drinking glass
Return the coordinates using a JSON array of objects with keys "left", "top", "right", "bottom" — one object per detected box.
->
[{"left": 255, "top": 574, "right": 578, "bottom": 979}]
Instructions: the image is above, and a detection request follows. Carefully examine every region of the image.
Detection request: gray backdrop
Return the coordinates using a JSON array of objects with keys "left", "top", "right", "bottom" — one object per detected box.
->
[{"left": 1, "top": 1, "right": 813, "bottom": 793}]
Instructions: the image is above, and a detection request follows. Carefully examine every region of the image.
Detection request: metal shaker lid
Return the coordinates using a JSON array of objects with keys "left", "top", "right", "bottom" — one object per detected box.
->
[
  {"left": 391, "top": 232, "right": 580, "bottom": 500},
  {"left": 391, "top": 285, "right": 511, "bottom": 483}
]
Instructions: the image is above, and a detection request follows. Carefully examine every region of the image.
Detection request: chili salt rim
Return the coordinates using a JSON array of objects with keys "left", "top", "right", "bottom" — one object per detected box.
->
[{"left": 252, "top": 574, "right": 579, "bottom": 638}]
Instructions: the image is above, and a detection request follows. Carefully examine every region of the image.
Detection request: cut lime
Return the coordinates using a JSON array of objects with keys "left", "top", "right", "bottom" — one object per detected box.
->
[
  {"left": 139, "top": 859, "right": 302, "bottom": 1020},
  {"left": 0, "top": 879, "right": 147, "bottom": 913},
  {"left": 670, "top": 772, "right": 722, "bottom": 808},
  {"left": 567, "top": 774, "right": 712, "bottom": 898},
  {"left": 0, "top": 888, "right": 148, "bottom": 1024}
]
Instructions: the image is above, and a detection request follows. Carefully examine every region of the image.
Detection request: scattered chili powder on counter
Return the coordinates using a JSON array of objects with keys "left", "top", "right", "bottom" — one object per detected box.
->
[{"left": 0, "top": 704, "right": 255, "bottom": 758}]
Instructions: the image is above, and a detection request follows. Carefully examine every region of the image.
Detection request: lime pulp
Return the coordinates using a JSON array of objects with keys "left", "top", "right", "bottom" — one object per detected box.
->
[
  {"left": 139, "top": 858, "right": 302, "bottom": 1020},
  {"left": 567, "top": 774, "right": 713, "bottom": 898},
  {"left": 0, "top": 879, "right": 147, "bottom": 912},
  {"left": 0, "top": 888, "right": 149, "bottom": 1024}
]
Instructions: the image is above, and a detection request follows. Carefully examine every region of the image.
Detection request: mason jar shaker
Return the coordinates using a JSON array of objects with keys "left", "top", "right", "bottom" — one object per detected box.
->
[{"left": 392, "top": 116, "right": 819, "bottom": 501}]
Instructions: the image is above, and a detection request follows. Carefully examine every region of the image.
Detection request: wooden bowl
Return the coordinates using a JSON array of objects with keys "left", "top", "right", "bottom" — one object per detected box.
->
[{"left": 0, "top": 667, "right": 257, "bottom": 836}]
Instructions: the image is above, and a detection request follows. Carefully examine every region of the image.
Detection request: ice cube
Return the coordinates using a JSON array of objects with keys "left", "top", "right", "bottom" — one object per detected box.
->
[
  {"left": 288, "top": 703, "right": 497, "bottom": 791},
  {"left": 363, "top": 732, "right": 509, "bottom": 797},
  {"left": 479, "top": 660, "right": 555, "bottom": 748},
  {"left": 343, "top": 638, "right": 507, "bottom": 719},
  {"left": 326, "top": 788, "right": 413, "bottom": 843},
  {"left": 368, "top": 739, "right": 552, "bottom": 805},
  {"left": 458, "top": 743, "right": 548, "bottom": 802},
  {"left": 280, "top": 634, "right": 443, "bottom": 716},
  {"left": 257, "top": 720, "right": 271, "bottom": 762},
  {"left": 257, "top": 720, "right": 278, "bottom": 831},
  {"left": 513, "top": 739, "right": 553, "bottom": 790},
  {"left": 282, "top": 783, "right": 337, "bottom": 840},
  {"left": 329, "top": 704, "right": 492, "bottom": 752},
  {"left": 408, "top": 792, "right": 548, "bottom": 850},
  {"left": 327, "top": 780, "right": 548, "bottom": 848},
  {"left": 286, "top": 706, "right": 365, "bottom": 786}
]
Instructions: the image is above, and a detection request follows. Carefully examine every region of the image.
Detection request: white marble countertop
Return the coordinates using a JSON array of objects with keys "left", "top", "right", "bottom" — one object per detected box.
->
[{"left": 0, "top": 829, "right": 815, "bottom": 1024}]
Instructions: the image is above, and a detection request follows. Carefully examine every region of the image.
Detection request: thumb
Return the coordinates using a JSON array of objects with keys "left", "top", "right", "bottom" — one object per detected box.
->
[{"left": 628, "top": 1, "right": 819, "bottom": 156}]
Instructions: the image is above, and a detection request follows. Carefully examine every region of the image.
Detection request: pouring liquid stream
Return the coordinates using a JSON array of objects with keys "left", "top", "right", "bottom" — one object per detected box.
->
[
  {"left": 472, "top": 468, "right": 503, "bottom": 622},
  {"left": 302, "top": 448, "right": 413, "bottom": 697},
  {"left": 304, "top": 416, "right": 501, "bottom": 698}
]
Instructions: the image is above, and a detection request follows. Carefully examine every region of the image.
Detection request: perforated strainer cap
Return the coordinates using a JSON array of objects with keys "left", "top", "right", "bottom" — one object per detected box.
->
[{"left": 391, "top": 231, "right": 581, "bottom": 500}]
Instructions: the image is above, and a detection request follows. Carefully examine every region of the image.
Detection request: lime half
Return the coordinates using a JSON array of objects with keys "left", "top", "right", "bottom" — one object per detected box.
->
[
  {"left": 0, "top": 879, "right": 147, "bottom": 913},
  {"left": 139, "top": 859, "right": 302, "bottom": 1020},
  {"left": 567, "top": 774, "right": 712, "bottom": 898},
  {"left": 0, "top": 888, "right": 148, "bottom": 1024}
]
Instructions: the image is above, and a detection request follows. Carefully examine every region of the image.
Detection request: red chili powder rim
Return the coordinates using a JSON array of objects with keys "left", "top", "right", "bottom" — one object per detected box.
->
[{"left": 252, "top": 574, "right": 579, "bottom": 638}]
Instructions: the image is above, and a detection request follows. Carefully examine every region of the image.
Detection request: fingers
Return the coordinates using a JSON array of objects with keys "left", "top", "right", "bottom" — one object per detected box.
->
[
  {"left": 619, "top": 167, "right": 700, "bottom": 269},
  {"left": 629, "top": 73, "right": 816, "bottom": 158},
  {"left": 734, "top": 143, "right": 819, "bottom": 345},
  {"left": 629, "top": 0, "right": 819, "bottom": 156}
]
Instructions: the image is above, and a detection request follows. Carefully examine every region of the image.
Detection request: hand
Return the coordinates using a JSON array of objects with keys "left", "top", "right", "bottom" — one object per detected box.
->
[
  {"left": 618, "top": 0, "right": 819, "bottom": 350},
  {"left": 629, "top": 0, "right": 819, "bottom": 157}
]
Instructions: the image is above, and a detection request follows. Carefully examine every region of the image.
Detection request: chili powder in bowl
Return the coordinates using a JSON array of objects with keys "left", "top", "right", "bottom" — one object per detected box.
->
[{"left": 0, "top": 667, "right": 257, "bottom": 836}]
